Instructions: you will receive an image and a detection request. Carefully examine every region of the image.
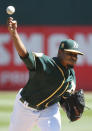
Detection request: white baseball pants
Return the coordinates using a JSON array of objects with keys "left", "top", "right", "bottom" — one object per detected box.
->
[{"left": 9, "top": 89, "right": 61, "bottom": 131}]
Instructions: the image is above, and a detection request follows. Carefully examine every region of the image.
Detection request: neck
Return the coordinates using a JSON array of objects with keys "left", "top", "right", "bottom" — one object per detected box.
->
[{"left": 58, "top": 56, "right": 68, "bottom": 69}]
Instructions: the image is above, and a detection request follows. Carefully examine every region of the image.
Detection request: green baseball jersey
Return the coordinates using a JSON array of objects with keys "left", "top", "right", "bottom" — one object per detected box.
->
[{"left": 20, "top": 52, "right": 76, "bottom": 110}]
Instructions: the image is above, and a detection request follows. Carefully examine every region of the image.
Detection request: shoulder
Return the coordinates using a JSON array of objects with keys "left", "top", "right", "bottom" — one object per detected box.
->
[
  {"left": 32, "top": 52, "right": 44, "bottom": 57},
  {"left": 31, "top": 52, "right": 54, "bottom": 66},
  {"left": 32, "top": 52, "right": 52, "bottom": 61}
]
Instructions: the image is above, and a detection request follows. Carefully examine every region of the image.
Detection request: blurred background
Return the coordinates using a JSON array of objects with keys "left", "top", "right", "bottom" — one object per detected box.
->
[{"left": 0, "top": 0, "right": 92, "bottom": 131}]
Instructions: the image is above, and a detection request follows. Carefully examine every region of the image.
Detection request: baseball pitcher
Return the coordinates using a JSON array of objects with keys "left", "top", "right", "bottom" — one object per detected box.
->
[{"left": 7, "top": 17, "right": 85, "bottom": 131}]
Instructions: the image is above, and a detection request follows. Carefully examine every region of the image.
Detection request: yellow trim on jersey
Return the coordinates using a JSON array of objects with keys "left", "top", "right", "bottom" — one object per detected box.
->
[
  {"left": 59, "top": 82, "right": 69, "bottom": 97},
  {"left": 45, "top": 82, "right": 69, "bottom": 108},
  {"left": 45, "top": 98, "right": 54, "bottom": 108},
  {"left": 36, "top": 63, "right": 65, "bottom": 107}
]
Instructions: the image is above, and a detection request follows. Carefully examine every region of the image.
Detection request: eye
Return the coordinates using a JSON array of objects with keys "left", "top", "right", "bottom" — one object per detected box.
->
[
  {"left": 72, "top": 54, "right": 77, "bottom": 57},
  {"left": 64, "top": 52, "right": 77, "bottom": 58}
]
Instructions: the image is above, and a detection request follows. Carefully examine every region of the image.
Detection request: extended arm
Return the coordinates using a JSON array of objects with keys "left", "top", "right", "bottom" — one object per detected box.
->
[{"left": 7, "top": 17, "right": 28, "bottom": 57}]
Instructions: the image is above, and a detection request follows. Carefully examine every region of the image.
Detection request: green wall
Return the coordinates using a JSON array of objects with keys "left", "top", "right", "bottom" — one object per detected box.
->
[{"left": 0, "top": 0, "right": 92, "bottom": 25}]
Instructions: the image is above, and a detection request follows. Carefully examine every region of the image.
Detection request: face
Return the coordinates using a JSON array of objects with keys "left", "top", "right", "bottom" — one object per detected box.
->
[{"left": 58, "top": 50, "right": 78, "bottom": 68}]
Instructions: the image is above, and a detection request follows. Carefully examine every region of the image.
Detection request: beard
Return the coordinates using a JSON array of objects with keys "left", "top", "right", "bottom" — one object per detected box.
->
[{"left": 67, "top": 64, "right": 74, "bottom": 69}]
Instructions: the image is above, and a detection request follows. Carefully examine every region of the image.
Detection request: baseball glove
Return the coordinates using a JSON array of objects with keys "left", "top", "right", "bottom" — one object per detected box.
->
[{"left": 59, "top": 89, "right": 85, "bottom": 122}]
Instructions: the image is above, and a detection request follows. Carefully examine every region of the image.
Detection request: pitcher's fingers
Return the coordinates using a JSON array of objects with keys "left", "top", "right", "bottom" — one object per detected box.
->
[
  {"left": 12, "top": 20, "right": 17, "bottom": 29},
  {"left": 12, "top": 20, "right": 17, "bottom": 24},
  {"left": 7, "top": 17, "right": 13, "bottom": 25},
  {"left": 8, "top": 17, "right": 13, "bottom": 21}
]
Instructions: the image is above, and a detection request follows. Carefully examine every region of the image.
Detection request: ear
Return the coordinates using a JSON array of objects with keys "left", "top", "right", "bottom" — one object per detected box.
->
[
  {"left": 58, "top": 49, "right": 63, "bottom": 55},
  {"left": 58, "top": 50, "right": 64, "bottom": 58}
]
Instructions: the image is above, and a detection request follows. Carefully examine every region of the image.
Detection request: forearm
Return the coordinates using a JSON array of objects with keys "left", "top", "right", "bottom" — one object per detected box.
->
[
  {"left": 11, "top": 30, "right": 28, "bottom": 57},
  {"left": 7, "top": 17, "right": 28, "bottom": 57}
]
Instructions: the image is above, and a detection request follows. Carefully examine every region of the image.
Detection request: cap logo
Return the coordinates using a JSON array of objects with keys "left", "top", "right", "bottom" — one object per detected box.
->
[
  {"left": 74, "top": 41, "right": 78, "bottom": 48},
  {"left": 61, "top": 43, "right": 64, "bottom": 48}
]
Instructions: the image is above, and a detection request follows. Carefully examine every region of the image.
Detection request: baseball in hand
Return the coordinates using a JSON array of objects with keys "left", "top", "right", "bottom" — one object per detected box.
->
[{"left": 6, "top": 6, "right": 15, "bottom": 15}]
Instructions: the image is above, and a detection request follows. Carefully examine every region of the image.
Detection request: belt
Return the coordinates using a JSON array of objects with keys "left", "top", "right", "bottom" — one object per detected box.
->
[
  {"left": 20, "top": 97, "right": 36, "bottom": 109},
  {"left": 20, "top": 97, "right": 26, "bottom": 104},
  {"left": 19, "top": 97, "right": 45, "bottom": 110}
]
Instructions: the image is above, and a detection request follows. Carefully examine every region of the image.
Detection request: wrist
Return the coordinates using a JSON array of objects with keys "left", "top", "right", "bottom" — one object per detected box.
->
[{"left": 10, "top": 30, "right": 18, "bottom": 37}]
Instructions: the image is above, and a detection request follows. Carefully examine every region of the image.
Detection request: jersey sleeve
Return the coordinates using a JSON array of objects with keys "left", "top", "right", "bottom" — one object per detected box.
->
[
  {"left": 20, "top": 52, "right": 49, "bottom": 71},
  {"left": 20, "top": 52, "right": 36, "bottom": 70}
]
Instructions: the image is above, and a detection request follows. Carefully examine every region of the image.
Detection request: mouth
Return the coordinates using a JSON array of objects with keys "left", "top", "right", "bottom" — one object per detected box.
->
[
  {"left": 67, "top": 64, "right": 74, "bottom": 68},
  {"left": 70, "top": 59, "right": 77, "bottom": 64},
  {"left": 67, "top": 60, "right": 76, "bottom": 68}
]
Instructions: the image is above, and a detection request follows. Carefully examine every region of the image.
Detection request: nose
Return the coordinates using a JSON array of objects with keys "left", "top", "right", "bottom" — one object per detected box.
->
[{"left": 72, "top": 54, "right": 77, "bottom": 61}]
